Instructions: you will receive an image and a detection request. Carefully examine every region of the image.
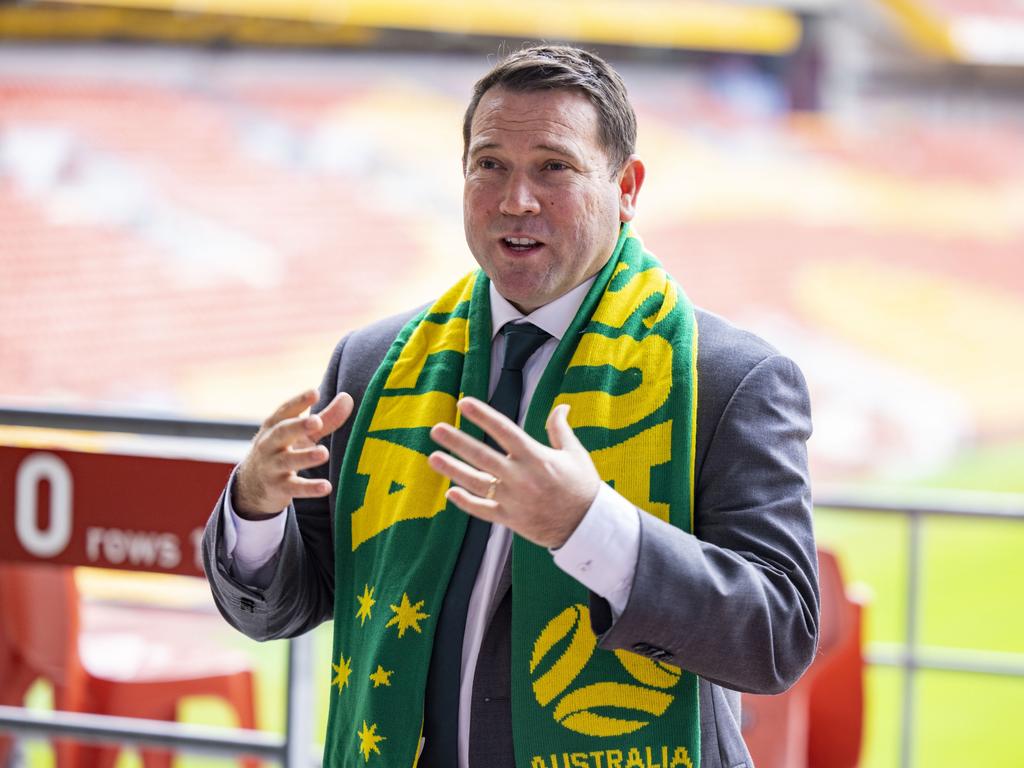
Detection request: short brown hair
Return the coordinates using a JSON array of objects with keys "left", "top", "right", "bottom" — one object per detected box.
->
[{"left": 462, "top": 44, "right": 637, "bottom": 174}]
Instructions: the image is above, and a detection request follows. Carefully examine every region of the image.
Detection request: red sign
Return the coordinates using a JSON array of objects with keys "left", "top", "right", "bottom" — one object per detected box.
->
[{"left": 0, "top": 446, "right": 234, "bottom": 577}]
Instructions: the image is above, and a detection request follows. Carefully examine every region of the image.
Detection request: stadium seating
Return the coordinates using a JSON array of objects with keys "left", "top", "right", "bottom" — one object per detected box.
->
[{"left": 0, "top": 562, "right": 259, "bottom": 768}]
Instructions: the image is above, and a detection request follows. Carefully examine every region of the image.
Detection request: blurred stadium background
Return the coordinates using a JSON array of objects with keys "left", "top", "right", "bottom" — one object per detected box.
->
[{"left": 1, "top": 0, "right": 1022, "bottom": 767}]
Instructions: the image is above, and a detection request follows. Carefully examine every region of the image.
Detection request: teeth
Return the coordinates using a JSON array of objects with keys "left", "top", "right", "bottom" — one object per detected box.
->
[{"left": 506, "top": 237, "right": 538, "bottom": 246}]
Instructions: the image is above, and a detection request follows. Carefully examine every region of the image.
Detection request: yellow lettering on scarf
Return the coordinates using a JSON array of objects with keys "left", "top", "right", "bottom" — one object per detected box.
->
[
  {"left": 554, "top": 334, "right": 672, "bottom": 431},
  {"left": 529, "top": 747, "right": 686, "bottom": 768},
  {"left": 369, "top": 391, "right": 457, "bottom": 430},
  {"left": 643, "top": 279, "right": 678, "bottom": 330},
  {"left": 590, "top": 267, "right": 677, "bottom": 332},
  {"left": 350, "top": 438, "right": 448, "bottom": 551},
  {"left": 384, "top": 318, "right": 469, "bottom": 390},
  {"left": 591, "top": 421, "right": 672, "bottom": 522}
]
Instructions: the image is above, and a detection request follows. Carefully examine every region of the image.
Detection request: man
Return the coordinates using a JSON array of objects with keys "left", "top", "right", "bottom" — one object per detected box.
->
[{"left": 204, "top": 45, "right": 817, "bottom": 768}]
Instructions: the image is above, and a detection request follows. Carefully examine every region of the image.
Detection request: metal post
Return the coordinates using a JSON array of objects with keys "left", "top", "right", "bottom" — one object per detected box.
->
[
  {"left": 899, "top": 510, "right": 924, "bottom": 768},
  {"left": 284, "top": 633, "right": 315, "bottom": 768}
]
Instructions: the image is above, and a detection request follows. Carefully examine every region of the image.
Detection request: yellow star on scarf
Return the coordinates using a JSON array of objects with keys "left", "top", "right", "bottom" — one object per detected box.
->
[
  {"left": 356, "top": 584, "right": 376, "bottom": 626},
  {"left": 369, "top": 664, "right": 393, "bottom": 688},
  {"left": 385, "top": 592, "right": 429, "bottom": 638},
  {"left": 331, "top": 654, "right": 352, "bottom": 694},
  {"left": 357, "top": 720, "right": 385, "bottom": 762}
]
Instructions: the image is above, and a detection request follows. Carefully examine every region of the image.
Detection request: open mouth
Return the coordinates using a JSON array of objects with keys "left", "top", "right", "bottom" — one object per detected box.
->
[{"left": 502, "top": 236, "right": 544, "bottom": 254}]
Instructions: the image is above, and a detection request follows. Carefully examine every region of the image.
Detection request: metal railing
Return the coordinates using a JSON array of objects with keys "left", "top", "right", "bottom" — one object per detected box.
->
[
  {"left": 2, "top": 406, "right": 1024, "bottom": 768},
  {"left": 0, "top": 630, "right": 314, "bottom": 765},
  {"left": 0, "top": 406, "right": 314, "bottom": 768},
  {"left": 815, "top": 489, "right": 1024, "bottom": 768}
]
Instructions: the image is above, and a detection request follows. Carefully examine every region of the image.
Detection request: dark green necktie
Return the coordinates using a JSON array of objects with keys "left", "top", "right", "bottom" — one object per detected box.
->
[{"left": 422, "top": 322, "right": 551, "bottom": 767}]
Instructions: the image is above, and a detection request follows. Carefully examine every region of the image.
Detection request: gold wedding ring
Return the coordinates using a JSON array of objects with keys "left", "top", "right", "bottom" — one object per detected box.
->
[{"left": 485, "top": 476, "right": 500, "bottom": 500}]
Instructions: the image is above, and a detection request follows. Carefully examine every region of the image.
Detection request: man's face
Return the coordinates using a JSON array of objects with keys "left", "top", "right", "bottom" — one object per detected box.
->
[{"left": 463, "top": 87, "right": 643, "bottom": 314}]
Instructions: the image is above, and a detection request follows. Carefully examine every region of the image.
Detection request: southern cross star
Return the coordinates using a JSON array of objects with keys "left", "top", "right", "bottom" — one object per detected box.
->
[
  {"left": 356, "top": 584, "right": 376, "bottom": 626},
  {"left": 331, "top": 653, "right": 352, "bottom": 694},
  {"left": 385, "top": 592, "right": 429, "bottom": 638},
  {"left": 369, "top": 664, "right": 393, "bottom": 688},
  {"left": 357, "top": 720, "right": 385, "bottom": 762}
]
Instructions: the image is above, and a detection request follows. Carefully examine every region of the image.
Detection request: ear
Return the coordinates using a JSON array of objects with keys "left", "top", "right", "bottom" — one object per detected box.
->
[{"left": 617, "top": 155, "right": 646, "bottom": 223}]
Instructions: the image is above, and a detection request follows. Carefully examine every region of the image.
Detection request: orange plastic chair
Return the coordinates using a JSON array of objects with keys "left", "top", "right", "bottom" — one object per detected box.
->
[
  {"left": 806, "top": 552, "right": 865, "bottom": 768},
  {"left": 0, "top": 563, "right": 259, "bottom": 768},
  {"left": 741, "top": 548, "right": 866, "bottom": 768},
  {"left": 0, "top": 563, "right": 84, "bottom": 768},
  {"left": 741, "top": 664, "right": 813, "bottom": 768}
]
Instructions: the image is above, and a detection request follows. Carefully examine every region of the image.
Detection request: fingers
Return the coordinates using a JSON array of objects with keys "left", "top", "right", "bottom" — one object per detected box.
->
[
  {"left": 262, "top": 413, "right": 324, "bottom": 453},
  {"left": 428, "top": 449, "right": 496, "bottom": 498},
  {"left": 236, "top": 387, "right": 348, "bottom": 516},
  {"left": 264, "top": 388, "right": 319, "bottom": 430},
  {"left": 445, "top": 485, "right": 501, "bottom": 522},
  {"left": 430, "top": 421, "right": 508, "bottom": 476},
  {"left": 314, "top": 392, "right": 354, "bottom": 441},
  {"left": 545, "top": 404, "right": 579, "bottom": 452},
  {"left": 457, "top": 397, "right": 533, "bottom": 456},
  {"left": 275, "top": 444, "right": 330, "bottom": 473},
  {"left": 286, "top": 475, "right": 333, "bottom": 499},
  {"left": 263, "top": 392, "right": 353, "bottom": 451}
]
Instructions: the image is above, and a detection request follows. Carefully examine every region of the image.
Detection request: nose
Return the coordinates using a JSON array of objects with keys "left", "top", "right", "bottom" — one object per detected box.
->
[{"left": 499, "top": 171, "right": 540, "bottom": 216}]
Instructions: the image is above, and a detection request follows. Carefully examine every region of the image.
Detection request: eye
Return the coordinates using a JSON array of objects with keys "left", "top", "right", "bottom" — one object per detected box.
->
[
  {"left": 544, "top": 160, "right": 571, "bottom": 171},
  {"left": 477, "top": 158, "right": 501, "bottom": 170}
]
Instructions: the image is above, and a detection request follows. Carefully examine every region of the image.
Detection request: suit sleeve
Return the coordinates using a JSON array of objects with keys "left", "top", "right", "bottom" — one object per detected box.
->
[
  {"left": 592, "top": 354, "right": 819, "bottom": 695},
  {"left": 202, "top": 338, "right": 347, "bottom": 642}
]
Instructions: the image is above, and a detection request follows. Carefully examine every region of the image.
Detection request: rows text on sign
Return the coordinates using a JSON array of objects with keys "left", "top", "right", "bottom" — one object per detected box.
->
[{"left": 12, "top": 450, "right": 207, "bottom": 573}]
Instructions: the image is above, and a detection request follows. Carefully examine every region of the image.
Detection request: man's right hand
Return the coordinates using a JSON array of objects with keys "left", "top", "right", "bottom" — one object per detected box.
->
[{"left": 233, "top": 389, "right": 354, "bottom": 519}]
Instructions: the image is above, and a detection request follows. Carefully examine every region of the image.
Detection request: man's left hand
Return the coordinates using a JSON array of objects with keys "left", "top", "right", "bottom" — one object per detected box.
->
[{"left": 428, "top": 397, "right": 601, "bottom": 548}]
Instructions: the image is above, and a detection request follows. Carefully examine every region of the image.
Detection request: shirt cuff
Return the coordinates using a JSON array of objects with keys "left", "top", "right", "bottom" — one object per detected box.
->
[
  {"left": 551, "top": 483, "right": 640, "bottom": 621},
  {"left": 222, "top": 473, "right": 287, "bottom": 587}
]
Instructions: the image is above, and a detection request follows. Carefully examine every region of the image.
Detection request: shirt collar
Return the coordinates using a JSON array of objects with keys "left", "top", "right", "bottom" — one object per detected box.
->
[{"left": 489, "top": 275, "right": 598, "bottom": 342}]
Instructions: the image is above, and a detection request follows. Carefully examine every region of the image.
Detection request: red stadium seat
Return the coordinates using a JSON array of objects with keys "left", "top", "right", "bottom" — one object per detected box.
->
[
  {"left": 806, "top": 551, "right": 866, "bottom": 768},
  {"left": 741, "top": 548, "right": 866, "bottom": 768}
]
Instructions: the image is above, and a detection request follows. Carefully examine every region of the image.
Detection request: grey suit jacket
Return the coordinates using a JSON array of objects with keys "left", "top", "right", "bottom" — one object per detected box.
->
[{"left": 203, "top": 306, "right": 818, "bottom": 768}]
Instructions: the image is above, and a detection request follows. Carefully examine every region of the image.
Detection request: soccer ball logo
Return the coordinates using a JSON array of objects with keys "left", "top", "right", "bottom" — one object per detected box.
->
[{"left": 529, "top": 604, "right": 682, "bottom": 737}]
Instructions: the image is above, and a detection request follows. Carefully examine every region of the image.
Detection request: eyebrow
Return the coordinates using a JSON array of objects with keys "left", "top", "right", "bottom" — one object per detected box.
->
[
  {"left": 468, "top": 141, "right": 500, "bottom": 155},
  {"left": 537, "top": 142, "right": 579, "bottom": 159},
  {"left": 467, "top": 140, "right": 583, "bottom": 161}
]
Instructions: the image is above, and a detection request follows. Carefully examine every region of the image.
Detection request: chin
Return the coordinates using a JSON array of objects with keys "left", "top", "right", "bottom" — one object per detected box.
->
[{"left": 492, "top": 278, "right": 546, "bottom": 313}]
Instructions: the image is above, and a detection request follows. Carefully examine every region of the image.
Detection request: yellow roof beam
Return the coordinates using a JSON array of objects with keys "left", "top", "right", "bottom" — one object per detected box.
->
[
  {"left": 0, "top": 5, "right": 378, "bottom": 45},
  {"left": 877, "top": 0, "right": 960, "bottom": 60},
  {"left": 39, "top": 0, "right": 802, "bottom": 55}
]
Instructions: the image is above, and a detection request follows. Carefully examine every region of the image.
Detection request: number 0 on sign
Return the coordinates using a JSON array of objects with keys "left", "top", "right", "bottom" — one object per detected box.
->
[{"left": 15, "top": 452, "right": 73, "bottom": 558}]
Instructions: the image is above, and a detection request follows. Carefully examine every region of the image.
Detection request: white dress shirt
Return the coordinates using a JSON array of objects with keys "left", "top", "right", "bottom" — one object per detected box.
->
[{"left": 222, "top": 278, "right": 641, "bottom": 768}]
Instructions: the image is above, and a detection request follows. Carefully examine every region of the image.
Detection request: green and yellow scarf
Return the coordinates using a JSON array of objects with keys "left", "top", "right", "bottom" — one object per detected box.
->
[{"left": 325, "top": 226, "right": 700, "bottom": 768}]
